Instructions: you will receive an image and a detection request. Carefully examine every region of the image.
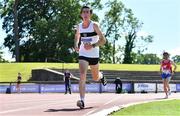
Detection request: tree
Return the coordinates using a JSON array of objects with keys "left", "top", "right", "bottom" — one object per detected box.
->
[
  {"left": 0, "top": 47, "right": 7, "bottom": 62},
  {"left": 101, "top": 0, "right": 124, "bottom": 64},
  {"left": 101, "top": 0, "right": 153, "bottom": 64},
  {"left": 0, "top": 0, "right": 102, "bottom": 62},
  {"left": 80, "top": 0, "right": 103, "bottom": 10},
  {"left": 0, "top": 47, "right": 3, "bottom": 61},
  {"left": 99, "top": 40, "right": 114, "bottom": 63},
  {"left": 122, "top": 8, "right": 153, "bottom": 64},
  {"left": 132, "top": 53, "right": 160, "bottom": 64},
  {"left": 1, "top": 0, "right": 154, "bottom": 63},
  {"left": 172, "top": 55, "right": 180, "bottom": 64},
  {"left": 0, "top": 0, "right": 81, "bottom": 62},
  {"left": 13, "top": 0, "right": 19, "bottom": 62}
]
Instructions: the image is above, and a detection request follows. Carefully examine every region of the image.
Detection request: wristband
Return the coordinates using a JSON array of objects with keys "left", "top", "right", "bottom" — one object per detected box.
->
[{"left": 92, "top": 43, "right": 97, "bottom": 48}]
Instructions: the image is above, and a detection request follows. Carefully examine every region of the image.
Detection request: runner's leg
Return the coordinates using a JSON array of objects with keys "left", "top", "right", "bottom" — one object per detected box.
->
[{"left": 79, "top": 60, "right": 88, "bottom": 101}]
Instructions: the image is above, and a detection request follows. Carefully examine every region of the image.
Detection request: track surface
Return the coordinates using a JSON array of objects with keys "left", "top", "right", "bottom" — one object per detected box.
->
[{"left": 0, "top": 93, "right": 180, "bottom": 116}]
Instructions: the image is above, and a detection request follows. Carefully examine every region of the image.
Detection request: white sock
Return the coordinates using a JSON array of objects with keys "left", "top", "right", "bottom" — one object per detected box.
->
[
  {"left": 99, "top": 71, "right": 103, "bottom": 79},
  {"left": 80, "top": 97, "right": 84, "bottom": 102}
]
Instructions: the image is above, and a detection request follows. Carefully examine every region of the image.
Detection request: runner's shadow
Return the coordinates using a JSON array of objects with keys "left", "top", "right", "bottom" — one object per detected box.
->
[
  {"left": 154, "top": 97, "right": 166, "bottom": 100},
  {"left": 45, "top": 107, "right": 93, "bottom": 112}
]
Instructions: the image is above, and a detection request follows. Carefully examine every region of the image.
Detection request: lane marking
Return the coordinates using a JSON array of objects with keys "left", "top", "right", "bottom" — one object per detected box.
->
[
  {"left": 84, "top": 109, "right": 97, "bottom": 116},
  {"left": 104, "top": 96, "right": 121, "bottom": 105},
  {"left": 89, "top": 106, "right": 120, "bottom": 116},
  {"left": 0, "top": 100, "right": 74, "bottom": 114},
  {"left": 85, "top": 96, "right": 121, "bottom": 115}
]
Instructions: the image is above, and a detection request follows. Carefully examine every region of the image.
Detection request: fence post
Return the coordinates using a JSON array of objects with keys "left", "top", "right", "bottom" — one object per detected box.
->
[
  {"left": 10, "top": 82, "right": 12, "bottom": 93},
  {"left": 39, "top": 83, "right": 41, "bottom": 93},
  {"left": 131, "top": 81, "right": 135, "bottom": 93},
  {"left": 155, "top": 82, "right": 158, "bottom": 93},
  {"left": 99, "top": 83, "right": 102, "bottom": 93}
]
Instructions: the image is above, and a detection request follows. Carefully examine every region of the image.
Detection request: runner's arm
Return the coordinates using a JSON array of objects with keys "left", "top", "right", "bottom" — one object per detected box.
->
[
  {"left": 171, "top": 61, "right": 177, "bottom": 73},
  {"left": 160, "top": 61, "right": 163, "bottom": 73},
  {"left": 92, "top": 23, "right": 106, "bottom": 47},
  {"left": 63, "top": 75, "right": 65, "bottom": 82},
  {"left": 70, "top": 73, "right": 73, "bottom": 78},
  {"left": 74, "top": 26, "right": 80, "bottom": 51}
]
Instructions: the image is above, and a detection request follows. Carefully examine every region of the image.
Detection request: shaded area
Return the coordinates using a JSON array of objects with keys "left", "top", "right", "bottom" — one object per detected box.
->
[{"left": 44, "top": 107, "right": 93, "bottom": 112}]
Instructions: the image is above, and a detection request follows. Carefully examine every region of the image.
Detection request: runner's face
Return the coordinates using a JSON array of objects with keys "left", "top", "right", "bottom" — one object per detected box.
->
[
  {"left": 81, "top": 8, "right": 91, "bottom": 21},
  {"left": 163, "top": 54, "right": 169, "bottom": 59}
]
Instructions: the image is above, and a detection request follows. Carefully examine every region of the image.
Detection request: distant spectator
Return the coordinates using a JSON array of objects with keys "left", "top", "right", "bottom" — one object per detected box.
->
[
  {"left": 114, "top": 77, "right": 122, "bottom": 93},
  {"left": 64, "top": 70, "right": 72, "bottom": 94},
  {"left": 16, "top": 72, "right": 22, "bottom": 93}
]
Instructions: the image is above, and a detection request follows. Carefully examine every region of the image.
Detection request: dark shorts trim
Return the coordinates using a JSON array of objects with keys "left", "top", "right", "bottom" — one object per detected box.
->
[
  {"left": 17, "top": 81, "right": 21, "bottom": 84},
  {"left": 80, "top": 32, "right": 97, "bottom": 37},
  {"left": 79, "top": 56, "right": 99, "bottom": 65}
]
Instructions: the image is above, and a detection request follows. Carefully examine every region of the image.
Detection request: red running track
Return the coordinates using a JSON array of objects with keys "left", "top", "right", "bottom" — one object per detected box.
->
[{"left": 0, "top": 93, "right": 180, "bottom": 116}]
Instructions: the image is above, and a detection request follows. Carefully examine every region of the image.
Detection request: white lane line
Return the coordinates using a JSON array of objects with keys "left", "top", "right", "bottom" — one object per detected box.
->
[
  {"left": 1, "top": 98, "right": 69, "bottom": 106},
  {"left": 104, "top": 96, "right": 121, "bottom": 105},
  {"left": 84, "top": 109, "right": 97, "bottom": 116},
  {"left": 84, "top": 100, "right": 107, "bottom": 116},
  {"left": 0, "top": 100, "right": 74, "bottom": 114},
  {"left": 89, "top": 106, "right": 120, "bottom": 116},
  {"left": 85, "top": 96, "right": 121, "bottom": 116}
]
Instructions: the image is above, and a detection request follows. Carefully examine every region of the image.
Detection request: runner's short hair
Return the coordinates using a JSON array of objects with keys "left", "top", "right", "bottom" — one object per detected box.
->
[
  {"left": 80, "top": 6, "right": 93, "bottom": 14},
  {"left": 163, "top": 52, "right": 169, "bottom": 56}
]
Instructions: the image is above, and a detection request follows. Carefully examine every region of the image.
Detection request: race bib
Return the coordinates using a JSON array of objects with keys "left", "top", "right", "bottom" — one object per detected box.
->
[
  {"left": 81, "top": 38, "right": 92, "bottom": 44},
  {"left": 162, "top": 70, "right": 171, "bottom": 74}
]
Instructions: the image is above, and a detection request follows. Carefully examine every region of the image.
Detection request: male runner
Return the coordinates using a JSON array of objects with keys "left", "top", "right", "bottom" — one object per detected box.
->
[{"left": 74, "top": 6, "right": 107, "bottom": 109}]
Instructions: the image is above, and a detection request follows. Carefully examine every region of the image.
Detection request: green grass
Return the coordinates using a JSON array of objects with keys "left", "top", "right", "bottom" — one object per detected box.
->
[
  {"left": 111, "top": 99, "right": 180, "bottom": 115},
  {"left": 0, "top": 63, "right": 77, "bottom": 82},
  {"left": 0, "top": 63, "right": 179, "bottom": 82}
]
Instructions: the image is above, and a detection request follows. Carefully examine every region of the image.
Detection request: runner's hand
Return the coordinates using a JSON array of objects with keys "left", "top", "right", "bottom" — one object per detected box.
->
[
  {"left": 74, "top": 45, "right": 79, "bottom": 53},
  {"left": 172, "top": 71, "right": 175, "bottom": 75},
  {"left": 84, "top": 43, "right": 93, "bottom": 50}
]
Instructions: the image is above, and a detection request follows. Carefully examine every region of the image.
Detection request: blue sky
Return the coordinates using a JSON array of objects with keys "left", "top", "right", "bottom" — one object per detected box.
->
[
  {"left": 122, "top": 0, "right": 180, "bottom": 56},
  {"left": 0, "top": 0, "right": 180, "bottom": 61}
]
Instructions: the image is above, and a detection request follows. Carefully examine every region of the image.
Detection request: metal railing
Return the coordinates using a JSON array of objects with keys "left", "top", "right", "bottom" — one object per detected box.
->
[
  {"left": 1, "top": 80, "right": 180, "bottom": 94},
  {"left": 45, "top": 58, "right": 66, "bottom": 72}
]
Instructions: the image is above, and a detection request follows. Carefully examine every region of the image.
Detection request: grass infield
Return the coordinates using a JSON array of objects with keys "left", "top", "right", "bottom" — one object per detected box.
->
[
  {"left": 0, "top": 63, "right": 179, "bottom": 82},
  {"left": 111, "top": 99, "right": 180, "bottom": 115}
]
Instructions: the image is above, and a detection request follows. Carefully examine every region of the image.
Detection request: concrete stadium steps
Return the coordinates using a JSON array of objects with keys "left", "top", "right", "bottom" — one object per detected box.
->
[
  {"left": 52, "top": 69, "right": 180, "bottom": 81},
  {"left": 30, "top": 68, "right": 79, "bottom": 82}
]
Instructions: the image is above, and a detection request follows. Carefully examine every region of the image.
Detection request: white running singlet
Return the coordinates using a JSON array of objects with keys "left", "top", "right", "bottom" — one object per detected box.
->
[{"left": 78, "top": 21, "right": 99, "bottom": 58}]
